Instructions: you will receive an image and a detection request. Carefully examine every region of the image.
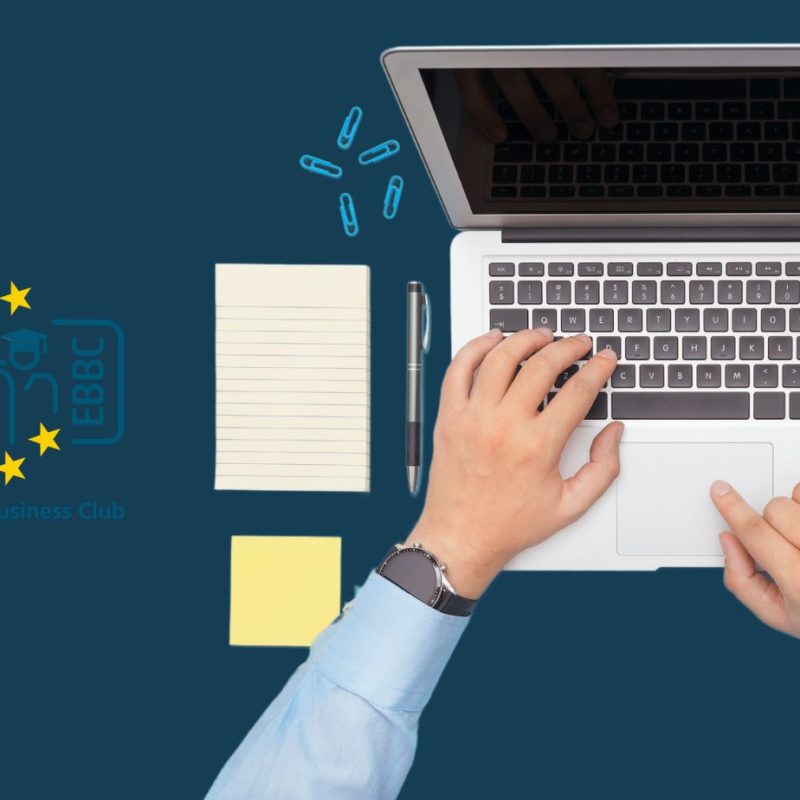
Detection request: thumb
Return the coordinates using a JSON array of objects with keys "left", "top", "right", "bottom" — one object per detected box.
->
[{"left": 561, "top": 421, "right": 624, "bottom": 521}]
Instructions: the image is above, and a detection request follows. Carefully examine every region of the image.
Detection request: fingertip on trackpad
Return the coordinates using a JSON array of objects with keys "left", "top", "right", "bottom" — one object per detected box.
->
[{"left": 616, "top": 442, "right": 773, "bottom": 557}]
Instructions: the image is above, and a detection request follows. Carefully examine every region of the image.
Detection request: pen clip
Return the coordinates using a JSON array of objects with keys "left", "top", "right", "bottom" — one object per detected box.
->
[{"left": 421, "top": 293, "right": 431, "bottom": 353}]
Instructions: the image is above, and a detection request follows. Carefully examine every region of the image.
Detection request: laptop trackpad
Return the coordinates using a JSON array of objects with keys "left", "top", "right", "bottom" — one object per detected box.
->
[{"left": 617, "top": 442, "right": 773, "bottom": 557}]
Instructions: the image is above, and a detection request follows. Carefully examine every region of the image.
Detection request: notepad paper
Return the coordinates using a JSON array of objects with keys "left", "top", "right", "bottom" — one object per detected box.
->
[
  {"left": 229, "top": 535, "right": 342, "bottom": 647},
  {"left": 215, "top": 264, "right": 370, "bottom": 492}
]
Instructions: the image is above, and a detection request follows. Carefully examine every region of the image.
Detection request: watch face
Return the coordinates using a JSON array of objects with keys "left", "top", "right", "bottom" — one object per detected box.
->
[{"left": 380, "top": 548, "right": 442, "bottom": 606}]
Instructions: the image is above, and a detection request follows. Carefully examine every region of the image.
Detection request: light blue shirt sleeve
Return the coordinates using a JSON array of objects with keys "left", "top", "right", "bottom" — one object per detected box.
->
[{"left": 205, "top": 571, "right": 471, "bottom": 800}]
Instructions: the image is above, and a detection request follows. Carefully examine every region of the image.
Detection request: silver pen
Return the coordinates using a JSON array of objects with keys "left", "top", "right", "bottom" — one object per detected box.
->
[{"left": 406, "top": 282, "right": 430, "bottom": 494}]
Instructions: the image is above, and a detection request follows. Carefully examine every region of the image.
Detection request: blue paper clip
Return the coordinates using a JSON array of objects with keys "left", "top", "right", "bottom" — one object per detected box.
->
[
  {"left": 337, "top": 106, "right": 363, "bottom": 150},
  {"left": 338, "top": 192, "right": 359, "bottom": 237},
  {"left": 299, "top": 154, "right": 343, "bottom": 179},
  {"left": 357, "top": 139, "right": 400, "bottom": 166},
  {"left": 383, "top": 175, "right": 404, "bottom": 220}
]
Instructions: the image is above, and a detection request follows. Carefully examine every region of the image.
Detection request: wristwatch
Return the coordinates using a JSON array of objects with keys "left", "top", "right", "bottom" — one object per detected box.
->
[{"left": 376, "top": 542, "right": 478, "bottom": 616}]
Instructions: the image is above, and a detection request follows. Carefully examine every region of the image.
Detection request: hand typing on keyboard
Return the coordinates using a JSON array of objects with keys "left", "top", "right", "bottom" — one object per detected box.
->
[
  {"left": 456, "top": 68, "right": 619, "bottom": 143},
  {"left": 406, "top": 327, "right": 622, "bottom": 598},
  {"left": 711, "top": 480, "right": 800, "bottom": 639}
]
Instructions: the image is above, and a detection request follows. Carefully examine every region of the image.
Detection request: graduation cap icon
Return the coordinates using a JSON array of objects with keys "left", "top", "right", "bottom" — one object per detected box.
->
[{"left": 2, "top": 328, "right": 48, "bottom": 371}]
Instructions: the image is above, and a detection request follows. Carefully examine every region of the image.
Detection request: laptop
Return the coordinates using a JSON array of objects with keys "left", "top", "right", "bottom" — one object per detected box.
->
[{"left": 382, "top": 44, "right": 800, "bottom": 570}]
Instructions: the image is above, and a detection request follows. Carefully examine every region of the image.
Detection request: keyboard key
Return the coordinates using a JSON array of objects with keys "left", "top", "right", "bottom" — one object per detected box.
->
[
  {"left": 754, "top": 364, "right": 779, "bottom": 388},
  {"left": 489, "top": 262, "right": 515, "bottom": 277},
  {"left": 548, "top": 262, "right": 574, "bottom": 277},
  {"left": 592, "top": 335, "right": 620, "bottom": 361},
  {"left": 752, "top": 79, "right": 781, "bottom": 98},
  {"left": 675, "top": 308, "right": 700, "bottom": 332},
  {"left": 519, "top": 262, "right": 544, "bottom": 276},
  {"left": 668, "top": 102, "right": 692, "bottom": 120},
  {"left": 689, "top": 280, "right": 714, "bottom": 304},
  {"left": 723, "top": 103, "right": 747, "bottom": 120},
  {"left": 682, "top": 336, "right": 707, "bottom": 360},
  {"left": 609, "top": 186, "right": 635, "bottom": 198},
  {"left": 627, "top": 123, "right": 651, "bottom": 141},
  {"left": 531, "top": 309, "right": 557, "bottom": 331},
  {"left": 612, "top": 392, "right": 749, "bottom": 420},
  {"left": 604, "top": 164, "right": 629, "bottom": 183},
  {"left": 632, "top": 280, "right": 657, "bottom": 304},
  {"left": 589, "top": 309, "right": 614, "bottom": 332},
  {"left": 646, "top": 308, "right": 671, "bottom": 332},
  {"left": 675, "top": 143, "right": 699, "bottom": 161},
  {"left": 607, "top": 262, "right": 633, "bottom": 277},
  {"left": 703, "top": 142, "right": 727, "bottom": 162},
  {"left": 791, "top": 308, "right": 800, "bottom": 332},
  {"left": 547, "top": 281, "right": 571, "bottom": 304},
  {"left": 718, "top": 281, "right": 743, "bottom": 304},
  {"left": 704, "top": 309, "right": 729, "bottom": 332},
  {"left": 711, "top": 336, "right": 736, "bottom": 359},
  {"left": 603, "top": 281, "right": 628, "bottom": 304},
  {"left": 726, "top": 262, "right": 752, "bottom": 277},
  {"left": 564, "top": 143, "right": 588, "bottom": 162},
  {"left": 792, "top": 393, "right": 800, "bottom": 419},
  {"left": 754, "top": 392, "right": 785, "bottom": 419},
  {"left": 521, "top": 186, "right": 546, "bottom": 198},
  {"left": 517, "top": 280, "right": 543, "bottom": 305},
  {"left": 555, "top": 364, "right": 579, "bottom": 387},
  {"left": 520, "top": 166, "right": 545, "bottom": 184},
  {"left": 784, "top": 365, "right": 800, "bottom": 388},
  {"left": 756, "top": 261, "right": 782, "bottom": 276},
  {"left": 725, "top": 364, "right": 750, "bottom": 388},
  {"left": 637, "top": 262, "right": 663, "bottom": 276},
  {"left": 591, "top": 143, "right": 616, "bottom": 161},
  {"left": 696, "top": 262, "right": 722, "bottom": 276},
  {"left": 584, "top": 393, "right": 609, "bottom": 420},
  {"left": 732, "top": 308, "right": 757, "bottom": 333},
  {"left": 489, "top": 281, "right": 514, "bottom": 304},
  {"left": 786, "top": 263, "right": 800, "bottom": 276},
  {"left": 668, "top": 365, "right": 693, "bottom": 388},
  {"left": 768, "top": 336, "right": 793, "bottom": 359},
  {"left": 682, "top": 121, "right": 706, "bottom": 140},
  {"left": 759, "top": 142, "right": 782, "bottom": 161},
  {"left": 576, "top": 165, "right": 601, "bottom": 183},
  {"left": 579, "top": 185, "right": 605, "bottom": 198},
  {"left": 739, "top": 336, "right": 764, "bottom": 360},
  {"left": 560, "top": 309, "right": 586, "bottom": 332},
  {"left": 494, "top": 144, "right": 532, "bottom": 162},
  {"left": 549, "top": 186, "right": 576, "bottom": 199},
  {"left": 774, "top": 163, "right": 799, "bottom": 183},
  {"left": 775, "top": 280, "right": 800, "bottom": 304},
  {"left": 653, "top": 336, "right": 678, "bottom": 360},
  {"left": 697, "top": 364, "right": 722, "bottom": 388},
  {"left": 548, "top": 165, "right": 574, "bottom": 184},
  {"left": 575, "top": 280, "right": 600, "bottom": 304},
  {"left": 619, "top": 143, "right": 643, "bottom": 161},
  {"left": 491, "top": 186, "right": 518, "bottom": 198},
  {"left": 667, "top": 262, "right": 692, "bottom": 276},
  {"left": 612, "top": 365, "right": 636, "bottom": 388},
  {"left": 746, "top": 280, "right": 771, "bottom": 304},
  {"left": 490, "top": 308, "right": 528, "bottom": 332},
  {"left": 761, "top": 308, "right": 786, "bottom": 332},
  {"left": 661, "top": 280, "right": 686, "bottom": 304},
  {"left": 536, "top": 143, "right": 561, "bottom": 162},
  {"left": 640, "top": 365, "right": 665, "bottom": 388},
  {"left": 618, "top": 309, "right": 643, "bottom": 332},
  {"left": 578, "top": 262, "right": 603, "bottom": 277},
  {"left": 492, "top": 165, "right": 518, "bottom": 184},
  {"left": 633, "top": 164, "right": 658, "bottom": 183},
  {"left": 625, "top": 337, "right": 650, "bottom": 360}
]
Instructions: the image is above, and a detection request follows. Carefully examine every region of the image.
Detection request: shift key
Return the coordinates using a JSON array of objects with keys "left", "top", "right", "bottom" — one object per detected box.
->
[
  {"left": 490, "top": 308, "right": 528, "bottom": 332},
  {"left": 612, "top": 391, "right": 750, "bottom": 419}
]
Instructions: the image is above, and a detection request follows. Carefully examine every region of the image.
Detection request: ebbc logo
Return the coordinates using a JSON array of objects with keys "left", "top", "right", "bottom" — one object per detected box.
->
[{"left": 0, "top": 281, "right": 125, "bottom": 484}]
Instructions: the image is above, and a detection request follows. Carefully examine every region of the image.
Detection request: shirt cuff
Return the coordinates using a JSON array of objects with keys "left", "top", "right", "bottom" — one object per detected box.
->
[{"left": 309, "top": 571, "right": 471, "bottom": 713}]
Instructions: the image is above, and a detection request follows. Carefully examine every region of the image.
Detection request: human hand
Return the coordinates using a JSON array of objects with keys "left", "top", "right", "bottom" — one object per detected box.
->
[
  {"left": 408, "top": 328, "right": 623, "bottom": 598},
  {"left": 711, "top": 480, "right": 800, "bottom": 639},
  {"left": 456, "top": 68, "right": 618, "bottom": 143}
]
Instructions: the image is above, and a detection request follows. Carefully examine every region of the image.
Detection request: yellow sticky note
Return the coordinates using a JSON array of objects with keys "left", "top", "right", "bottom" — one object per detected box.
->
[{"left": 230, "top": 536, "right": 341, "bottom": 647}]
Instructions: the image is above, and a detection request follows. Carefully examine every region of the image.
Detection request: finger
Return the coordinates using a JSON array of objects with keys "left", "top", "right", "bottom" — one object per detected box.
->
[
  {"left": 490, "top": 69, "right": 557, "bottom": 143},
  {"left": 471, "top": 327, "right": 554, "bottom": 406},
  {"left": 534, "top": 68, "right": 595, "bottom": 139},
  {"left": 576, "top": 68, "right": 619, "bottom": 128},
  {"left": 763, "top": 495, "right": 800, "bottom": 548},
  {"left": 439, "top": 328, "right": 502, "bottom": 412},
  {"left": 560, "top": 422, "right": 625, "bottom": 522},
  {"left": 719, "top": 532, "right": 790, "bottom": 634},
  {"left": 504, "top": 334, "right": 593, "bottom": 412},
  {"left": 793, "top": 480, "right": 800, "bottom": 505},
  {"left": 456, "top": 70, "right": 508, "bottom": 143},
  {"left": 540, "top": 348, "right": 618, "bottom": 447},
  {"left": 710, "top": 481, "right": 800, "bottom": 587}
]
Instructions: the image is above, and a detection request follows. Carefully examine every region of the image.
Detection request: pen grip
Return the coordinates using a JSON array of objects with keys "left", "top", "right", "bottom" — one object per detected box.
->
[{"left": 406, "top": 422, "right": 421, "bottom": 467}]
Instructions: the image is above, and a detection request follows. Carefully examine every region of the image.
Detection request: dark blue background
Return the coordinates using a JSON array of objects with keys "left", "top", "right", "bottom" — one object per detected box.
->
[{"left": 3, "top": 2, "right": 800, "bottom": 797}]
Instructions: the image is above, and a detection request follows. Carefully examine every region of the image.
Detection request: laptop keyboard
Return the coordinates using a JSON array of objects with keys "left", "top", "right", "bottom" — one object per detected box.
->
[
  {"left": 486, "top": 258, "right": 800, "bottom": 421},
  {"left": 491, "top": 77, "right": 800, "bottom": 200}
]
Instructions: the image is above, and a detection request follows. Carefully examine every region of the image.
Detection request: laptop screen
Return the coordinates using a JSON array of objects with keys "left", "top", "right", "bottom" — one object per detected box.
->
[{"left": 420, "top": 66, "right": 800, "bottom": 215}]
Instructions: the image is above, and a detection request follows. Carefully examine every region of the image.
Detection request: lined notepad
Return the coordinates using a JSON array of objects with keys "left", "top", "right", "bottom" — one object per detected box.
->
[{"left": 215, "top": 264, "right": 370, "bottom": 492}]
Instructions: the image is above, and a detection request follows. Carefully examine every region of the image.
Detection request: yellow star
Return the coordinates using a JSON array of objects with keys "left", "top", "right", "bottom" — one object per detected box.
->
[
  {"left": 29, "top": 422, "right": 61, "bottom": 456},
  {"left": 1, "top": 282, "right": 31, "bottom": 315},
  {"left": 0, "top": 451, "right": 25, "bottom": 485}
]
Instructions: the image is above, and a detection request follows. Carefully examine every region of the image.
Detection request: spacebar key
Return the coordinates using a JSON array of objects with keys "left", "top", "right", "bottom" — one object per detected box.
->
[{"left": 612, "top": 392, "right": 750, "bottom": 420}]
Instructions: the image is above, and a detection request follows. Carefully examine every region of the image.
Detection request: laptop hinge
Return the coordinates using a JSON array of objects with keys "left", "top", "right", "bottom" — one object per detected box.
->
[{"left": 502, "top": 226, "right": 800, "bottom": 244}]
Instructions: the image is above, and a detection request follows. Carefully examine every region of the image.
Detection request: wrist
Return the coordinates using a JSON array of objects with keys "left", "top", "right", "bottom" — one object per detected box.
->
[{"left": 405, "top": 518, "right": 504, "bottom": 599}]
